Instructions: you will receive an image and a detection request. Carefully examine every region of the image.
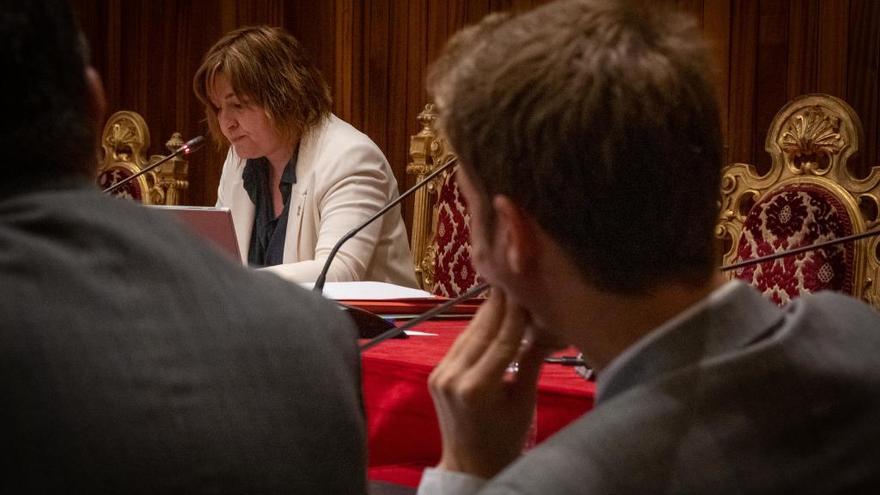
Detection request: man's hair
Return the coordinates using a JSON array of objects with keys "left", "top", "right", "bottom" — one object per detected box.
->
[
  {"left": 193, "top": 26, "right": 332, "bottom": 147},
  {"left": 0, "top": 0, "right": 95, "bottom": 197},
  {"left": 429, "top": 0, "right": 723, "bottom": 293}
]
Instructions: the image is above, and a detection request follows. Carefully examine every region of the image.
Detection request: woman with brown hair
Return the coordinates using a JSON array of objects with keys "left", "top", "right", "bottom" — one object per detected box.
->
[{"left": 194, "top": 26, "right": 417, "bottom": 286}]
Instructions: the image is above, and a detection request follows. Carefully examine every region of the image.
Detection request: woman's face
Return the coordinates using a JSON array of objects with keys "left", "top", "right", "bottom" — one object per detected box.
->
[{"left": 208, "top": 73, "right": 289, "bottom": 165}]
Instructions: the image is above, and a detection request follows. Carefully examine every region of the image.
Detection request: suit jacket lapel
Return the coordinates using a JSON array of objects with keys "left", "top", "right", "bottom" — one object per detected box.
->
[
  {"left": 281, "top": 116, "right": 329, "bottom": 263},
  {"left": 227, "top": 165, "right": 254, "bottom": 264}
]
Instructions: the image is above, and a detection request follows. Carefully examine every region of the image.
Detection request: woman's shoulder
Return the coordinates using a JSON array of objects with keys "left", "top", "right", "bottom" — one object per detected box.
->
[
  {"left": 311, "top": 115, "right": 384, "bottom": 156},
  {"left": 303, "top": 115, "right": 389, "bottom": 176}
]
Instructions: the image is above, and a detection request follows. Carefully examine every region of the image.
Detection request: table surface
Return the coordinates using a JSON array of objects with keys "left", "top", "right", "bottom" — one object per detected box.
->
[{"left": 361, "top": 318, "right": 595, "bottom": 487}]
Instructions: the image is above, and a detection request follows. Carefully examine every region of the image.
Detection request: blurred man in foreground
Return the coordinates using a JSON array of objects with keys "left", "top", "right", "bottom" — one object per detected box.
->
[
  {"left": 418, "top": 0, "right": 880, "bottom": 493},
  {"left": 0, "top": 1, "right": 365, "bottom": 493}
]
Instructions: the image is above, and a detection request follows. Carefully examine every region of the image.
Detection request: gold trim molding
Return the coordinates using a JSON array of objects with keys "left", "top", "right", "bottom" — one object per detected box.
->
[
  {"left": 716, "top": 94, "right": 880, "bottom": 308},
  {"left": 407, "top": 104, "right": 458, "bottom": 290},
  {"left": 97, "top": 111, "right": 189, "bottom": 205}
]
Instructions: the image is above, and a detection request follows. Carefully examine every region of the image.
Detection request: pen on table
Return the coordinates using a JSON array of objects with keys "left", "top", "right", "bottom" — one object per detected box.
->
[{"left": 543, "top": 356, "right": 588, "bottom": 366}]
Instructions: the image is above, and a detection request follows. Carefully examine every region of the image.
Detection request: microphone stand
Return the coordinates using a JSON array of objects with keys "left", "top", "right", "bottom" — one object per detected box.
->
[
  {"left": 313, "top": 156, "right": 458, "bottom": 294},
  {"left": 720, "top": 227, "right": 880, "bottom": 271},
  {"left": 316, "top": 156, "right": 457, "bottom": 339},
  {"left": 541, "top": 226, "right": 880, "bottom": 369},
  {"left": 360, "top": 227, "right": 880, "bottom": 367},
  {"left": 361, "top": 282, "right": 489, "bottom": 351},
  {"left": 103, "top": 136, "right": 206, "bottom": 195}
]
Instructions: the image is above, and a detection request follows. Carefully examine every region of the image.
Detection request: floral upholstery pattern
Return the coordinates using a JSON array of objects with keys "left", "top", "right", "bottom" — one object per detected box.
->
[
  {"left": 431, "top": 170, "right": 483, "bottom": 297},
  {"left": 97, "top": 165, "right": 143, "bottom": 201},
  {"left": 733, "top": 184, "right": 854, "bottom": 305}
]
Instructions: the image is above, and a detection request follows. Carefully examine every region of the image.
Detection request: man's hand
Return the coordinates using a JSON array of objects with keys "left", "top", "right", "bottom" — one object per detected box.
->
[{"left": 428, "top": 289, "right": 552, "bottom": 479}]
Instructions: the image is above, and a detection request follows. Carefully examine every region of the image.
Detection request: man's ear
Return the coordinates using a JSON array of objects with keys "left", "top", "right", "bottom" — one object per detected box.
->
[{"left": 491, "top": 195, "right": 537, "bottom": 275}]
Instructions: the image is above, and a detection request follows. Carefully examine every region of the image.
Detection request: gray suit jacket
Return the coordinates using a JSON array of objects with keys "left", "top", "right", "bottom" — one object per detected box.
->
[
  {"left": 481, "top": 282, "right": 880, "bottom": 494},
  {"left": 0, "top": 185, "right": 366, "bottom": 494}
]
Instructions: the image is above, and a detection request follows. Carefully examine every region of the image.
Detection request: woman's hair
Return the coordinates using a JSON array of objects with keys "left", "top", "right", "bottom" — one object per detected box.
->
[{"left": 193, "top": 26, "right": 331, "bottom": 146}]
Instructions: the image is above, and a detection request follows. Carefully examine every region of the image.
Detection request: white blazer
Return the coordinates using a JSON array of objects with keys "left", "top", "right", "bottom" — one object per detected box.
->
[{"left": 216, "top": 114, "right": 418, "bottom": 287}]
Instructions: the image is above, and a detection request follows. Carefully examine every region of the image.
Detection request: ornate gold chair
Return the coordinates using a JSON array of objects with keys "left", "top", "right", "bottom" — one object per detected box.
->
[
  {"left": 96, "top": 110, "right": 189, "bottom": 204},
  {"left": 716, "top": 94, "right": 880, "bottom": 309},
  {"left": 408, "top": 104, "right": 483, "bottom": 297}
]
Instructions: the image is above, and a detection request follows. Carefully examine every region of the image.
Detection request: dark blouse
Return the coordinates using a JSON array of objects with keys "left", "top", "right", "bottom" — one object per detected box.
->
[{"left": 241, "top": 153, "right": 297, "bottom": 267}]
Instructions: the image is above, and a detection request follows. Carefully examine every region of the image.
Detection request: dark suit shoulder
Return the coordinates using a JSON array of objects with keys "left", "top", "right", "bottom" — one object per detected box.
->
[{"left": 0, "top": 188, "right": 366, "bottom": 494}]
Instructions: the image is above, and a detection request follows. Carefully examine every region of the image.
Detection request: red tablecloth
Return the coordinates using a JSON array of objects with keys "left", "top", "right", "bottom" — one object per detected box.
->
[{"left": 361, "top": 319, "right": 595, "bottom": 487}]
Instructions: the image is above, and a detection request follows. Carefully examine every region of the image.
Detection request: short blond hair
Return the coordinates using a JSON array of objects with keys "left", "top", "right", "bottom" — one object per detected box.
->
[{"left": 193, "top": 26, "right": 331, "bottom": 146}]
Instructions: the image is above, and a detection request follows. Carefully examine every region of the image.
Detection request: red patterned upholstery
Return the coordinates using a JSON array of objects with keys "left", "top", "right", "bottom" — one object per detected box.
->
[
  {"left": 407, "top": 104, "right": 484, "bottom": 297},
  {"left": 97, "top": 165, "right": 144, "bottom": 201},
  {"left": 733, "top": 184, "right": 854, "bottom": 305},
  {"left": 431, "top": 170, "right": 483, "bottom": 297},
  {"left": 717, "top": 94, "right": 880, "bottom": 310}
]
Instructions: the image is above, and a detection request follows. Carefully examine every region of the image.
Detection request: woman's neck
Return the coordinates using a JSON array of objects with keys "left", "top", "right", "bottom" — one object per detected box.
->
[
  {"left": 266, "top": 145, "right": 294, "bottom": 178},
  {"left": 265, "top": 137, "right": 299, "bottom": 218}
]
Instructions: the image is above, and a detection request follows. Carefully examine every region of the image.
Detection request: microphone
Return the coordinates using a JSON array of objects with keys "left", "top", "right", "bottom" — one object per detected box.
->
[
  {"left": 361, "top": 282, "right": 490, "bottom": 351},
  {"left": 313, "top": 156, "right": 458, "bottom": 294},
  {"left": 720, "top": 227, "right": 880, "bottom": 272},
  {"left": 358, "top": 281, "right": 595, "bottom": 377},
  {"left": 103, "top": 135, "right": 206, "bottom": 195},
  {"left": 314, "top": 156, "right": 457, "bottom": 339},
  {"left": 548, "top": 227, "right": 880, "bottom": 369}
]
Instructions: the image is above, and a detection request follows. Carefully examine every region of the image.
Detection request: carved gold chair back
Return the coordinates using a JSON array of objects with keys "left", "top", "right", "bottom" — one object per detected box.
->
[
  {"left": 96, "top": 110, "right": 189, "bottom": 205},
  {"left": 407, "top": 104, "right": 482, "bottom": 296},
  {"left": 717, "top": 94, "right": 880, "bottom": 309}
]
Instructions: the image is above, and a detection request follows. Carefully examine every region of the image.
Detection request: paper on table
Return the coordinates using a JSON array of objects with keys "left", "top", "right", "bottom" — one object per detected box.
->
[{"left": 299, "top": 281, "right": 434, "bottom": 300}]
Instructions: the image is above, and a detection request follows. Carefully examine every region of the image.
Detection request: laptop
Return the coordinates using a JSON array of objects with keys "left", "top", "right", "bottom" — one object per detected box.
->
[{"left": 147, "top": 205, "right": 243, "bottom": 264}]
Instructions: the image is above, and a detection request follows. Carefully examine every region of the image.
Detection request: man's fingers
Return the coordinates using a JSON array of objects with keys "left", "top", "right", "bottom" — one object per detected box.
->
[
  {"left": 429, "top": 290, "right": 541, "bottom": 412},
  {"left": 467, "top": 301, "right": 530, "bottom": 381},
  {"left": 427, "top": 294, "right": 546, "bottom": 479},
  {"left": 441, "top": 290, "right": 507, "bottom": 367},
  {"left": 508, "top": 336, "right": 552, "bottom": 399},
  {"left": 431, "top": 298, "right": 531, "bottom": 409},
  {"left": 429, "top": 291, "right": 516, "bottom": 402}
]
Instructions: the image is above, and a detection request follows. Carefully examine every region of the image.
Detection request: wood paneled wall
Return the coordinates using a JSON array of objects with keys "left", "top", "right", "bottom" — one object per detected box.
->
[
  {"left": 71, "top": 0, "right": 879, "bottom": 228},
  {"left": 723, "top": 0, "right": 880, "bottom": 176}
]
